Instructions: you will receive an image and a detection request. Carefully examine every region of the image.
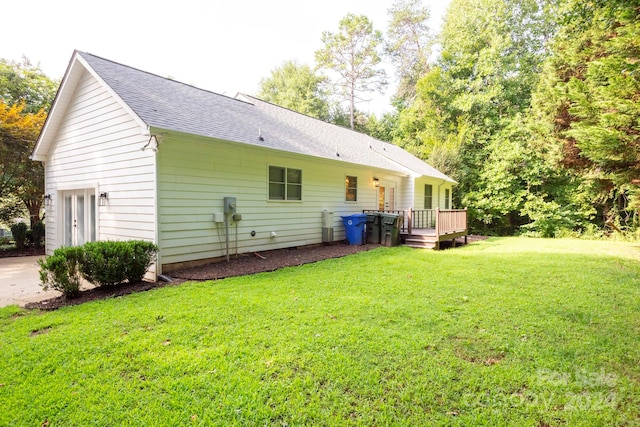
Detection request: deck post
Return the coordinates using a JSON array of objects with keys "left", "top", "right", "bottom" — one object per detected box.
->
[
  {"left": 407, "top": 207, "right": 413, "bottom": 235},
  {"left": 435, "top": 208, "right": 440, "bottom": 237}
]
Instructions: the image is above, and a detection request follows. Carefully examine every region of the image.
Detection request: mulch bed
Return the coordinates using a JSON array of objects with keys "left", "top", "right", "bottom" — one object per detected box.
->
[
  {"left": 0, "top": 247, "right": 45, "bottom": 258},
  {"left": 24, "top": 242, "right": 380, "bottom": 311},
  {"left": 22, "top": 236, "right": 486, "bottom": 311}
]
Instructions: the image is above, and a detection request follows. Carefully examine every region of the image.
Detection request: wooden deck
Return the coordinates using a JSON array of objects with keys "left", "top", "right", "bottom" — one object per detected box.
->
[{"left": 364, "top": 208, "right": 468, "bottom": 250}]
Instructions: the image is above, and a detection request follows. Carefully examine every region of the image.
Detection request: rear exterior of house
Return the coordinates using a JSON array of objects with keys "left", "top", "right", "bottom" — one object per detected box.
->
[{"left": 32, "top": 51, "right": 457, "bottom": 279}]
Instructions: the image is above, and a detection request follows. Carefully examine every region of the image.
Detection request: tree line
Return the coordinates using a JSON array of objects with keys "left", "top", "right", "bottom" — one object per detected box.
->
[{"left": 258, "top": 0, "right": 640, "bottom": 237}]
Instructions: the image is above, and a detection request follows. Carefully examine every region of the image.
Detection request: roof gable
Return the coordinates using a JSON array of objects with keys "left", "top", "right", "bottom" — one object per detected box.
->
[
  {"left": 33, "top": 51, "right": 455, "bottom": 183},
  {"left": 32, "top": 51, "right": 147, "bottom": 161}
]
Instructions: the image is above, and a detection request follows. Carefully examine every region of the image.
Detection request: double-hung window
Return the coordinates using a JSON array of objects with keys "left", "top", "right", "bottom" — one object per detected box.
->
[
  {"left": 345, "top": 176, "right": 357, "bottom": 201},
  {"left": 269, "top": 166, "right": 302, "bottom": 200},
  {"left": 424, "top": 184, "right": 433, "bottom": 209}
]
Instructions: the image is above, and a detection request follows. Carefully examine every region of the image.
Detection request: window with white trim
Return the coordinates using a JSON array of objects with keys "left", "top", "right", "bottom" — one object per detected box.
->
[
  {"left": 345, "top": 176, "right": 357, "bottom": 201},
  {"left": 269, "top": 165, "right": 302, "bottom": 200},
  {"left": 424, "top": 184, "right": 433, "bottom": 209}
]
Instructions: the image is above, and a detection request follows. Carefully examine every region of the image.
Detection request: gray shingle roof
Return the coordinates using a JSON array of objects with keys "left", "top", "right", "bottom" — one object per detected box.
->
[{"left": 79, "top": 52, "right": 455, "bottom": 182}]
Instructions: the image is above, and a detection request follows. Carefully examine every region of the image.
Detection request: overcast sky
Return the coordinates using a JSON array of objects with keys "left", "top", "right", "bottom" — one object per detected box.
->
[{"left": 4, "top": 0, "right": 451, "bottom": 115}]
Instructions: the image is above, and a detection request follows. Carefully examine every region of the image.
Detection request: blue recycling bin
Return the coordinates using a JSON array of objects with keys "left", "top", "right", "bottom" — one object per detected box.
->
[{"left": 341, "top": 213, "right": 367, "bottom": 245}]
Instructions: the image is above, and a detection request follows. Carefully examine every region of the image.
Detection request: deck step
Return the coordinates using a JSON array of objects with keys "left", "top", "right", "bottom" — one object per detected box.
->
[
  {"left": 403, "top": 235, "right": 437, "bottom": 249},
  {"left": 404, "top": 242, "right": 436, "bottom": 249}
]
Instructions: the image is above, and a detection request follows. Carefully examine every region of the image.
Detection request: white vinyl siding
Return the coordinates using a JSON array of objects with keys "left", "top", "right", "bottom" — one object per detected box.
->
[
  {"left": 414, "top": 177, "right": 454, "bottom": 210},
  {"left": 42, "top": 71, "right": 157, "bottom": 276},
  {"left": 157, "top": 133, "right": 405, "bottom": 267}
]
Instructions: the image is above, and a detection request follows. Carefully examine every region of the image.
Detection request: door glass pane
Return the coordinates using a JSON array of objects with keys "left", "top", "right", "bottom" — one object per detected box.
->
[
  {"left": 89, "top": 194, "right": 96, "bottom": 242},
  {"left": 64, "top": 194, "right": 73, "bottom": 246},
  {"left": 76, "top": 194, "right": 85, "bottom": 246},
  {"left": 378, "top": 187, "right": 385, "bottom": 211}
]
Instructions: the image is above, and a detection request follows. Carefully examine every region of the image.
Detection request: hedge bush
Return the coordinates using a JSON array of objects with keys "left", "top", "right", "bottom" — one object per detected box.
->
[
  {"left": 10, "top": 222, "right": 27, "bottom": 250},
  {"left": 38, "top": 240, "right": 158, "bottom": 298},
  {"left": 81, "top": 240, "right": 158, "bottom": 286},
  {"left": 38, "top": 246, "right": 84, "bottom": 298}
]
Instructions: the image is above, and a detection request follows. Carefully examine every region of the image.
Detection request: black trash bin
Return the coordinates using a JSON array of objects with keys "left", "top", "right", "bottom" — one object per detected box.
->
[
  {"left": 366, "top": 213, "right": 381, "bottom": 244},
  {"left": 381, "top": 213, "right": 401, "bottom": 246}
]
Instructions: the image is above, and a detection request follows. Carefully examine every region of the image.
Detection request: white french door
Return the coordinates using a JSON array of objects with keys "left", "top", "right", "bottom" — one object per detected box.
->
[{"left": 63, "top": 189, "right": 96, "bottom": 246}]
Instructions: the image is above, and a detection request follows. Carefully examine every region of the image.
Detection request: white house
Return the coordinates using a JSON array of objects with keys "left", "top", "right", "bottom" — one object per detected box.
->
[{"left": 32, "top": 51, "right": 461, "bottom": 279}]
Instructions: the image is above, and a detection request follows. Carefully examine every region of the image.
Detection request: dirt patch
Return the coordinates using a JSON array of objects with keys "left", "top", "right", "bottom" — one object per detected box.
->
[{"left": 24, "top": 242, "right": 380, "bottom": 311}]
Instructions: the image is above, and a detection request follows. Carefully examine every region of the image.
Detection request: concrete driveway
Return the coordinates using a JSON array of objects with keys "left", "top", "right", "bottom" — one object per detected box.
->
[{"left": 0, "top": 256, "right": 61, "bottom": 307}]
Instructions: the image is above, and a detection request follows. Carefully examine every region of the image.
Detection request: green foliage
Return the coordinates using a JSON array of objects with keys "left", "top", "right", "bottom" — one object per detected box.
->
[
  {"left": 257, "top": 60, "right": 331, "bottom": 120},
  {"left": 29, "top": 220, "right": 45, "bottom": 248},
  {"left": 530, "top": 0, "right": 640, "bottom": 232},
  {"left": 80, "top": 240, "right": 159, "bottom": 286},
  {"left": 4, "top": 239, "right": 640, "bottom": 424},
  {"left": 315, "top": 13, "right": 387, "bottom": 129},
  {"left": 38, "top": 240, "right": 158, "bottom": 296},
  {"left": 0, "top": 57, "right": 58, "bottom": 113},
  {"left": 386, "top": 0, "right": 433, "bottom": 104},
  {"left": 0, "top": 193, "right": 27, "bottom": 229},
  {"left": 38, "top": 246, "right": 84, "bottom": 298},
  {"left": 0, "top": 58, "right": 56, "bottom": 228},
  {"left": 9, "top": 221, "right": 27, "bottom": 249}
]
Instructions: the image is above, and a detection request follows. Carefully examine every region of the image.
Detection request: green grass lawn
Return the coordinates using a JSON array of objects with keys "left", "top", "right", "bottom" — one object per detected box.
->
[{"left": 1, "top": 237, "right": 639, "bottom": 426}]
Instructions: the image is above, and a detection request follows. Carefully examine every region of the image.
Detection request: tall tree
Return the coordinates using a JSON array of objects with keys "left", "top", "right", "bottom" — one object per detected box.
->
[
  {"left": 0, "top": 101, "right": 47, "bottom": 227},
  {"left": 315, "top": 14, "right": 387, "bottom": 130},
  {"left": 0, "top": 57, "right": 56, "bottom": 228},
  {"left": 532, "top": 0, "right": 640, "bottom": 229},
  {"left": 257, "top": 60, "right": 330, "bottom": 120},
  {"left": 386, "top": 0, "right": 433, "bottom": 105}
]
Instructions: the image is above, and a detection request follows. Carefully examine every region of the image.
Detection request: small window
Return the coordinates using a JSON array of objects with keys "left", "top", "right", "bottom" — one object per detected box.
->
[
  {"left": 345, "top": 176, "right": 357, "bottom": 201},
  {"left": 445, "top": 188, "right": 450, "bottom": 209},
  {"left": 424, "top": 184, "right": 433, "bottom": 209},
  {"left": 269, "top": 165, "right": 302, "bottom": 200}
]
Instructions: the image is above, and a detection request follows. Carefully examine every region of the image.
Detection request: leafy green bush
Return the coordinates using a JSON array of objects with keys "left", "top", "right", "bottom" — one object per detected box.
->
[
  {"left": 125, "top": 240, "right": 159, "bottom": 283},
  {"left": 80, "top": 240, "right": 158, "bottom": 286},
  {"left": 38, "top": 246, "right": 84, "bottom": 298},
  {"left": 38, "top": 240, "right": 158, "bottom": 297},
  {"left": 10, "top": 222, "right": 27, "bottom": 249},
  {"left": 31, "top": 221, "right": 45, "bottom": 248}
]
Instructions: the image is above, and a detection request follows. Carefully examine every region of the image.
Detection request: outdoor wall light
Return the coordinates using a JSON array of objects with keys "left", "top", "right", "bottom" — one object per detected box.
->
[
  {"left": 99, "top": 192, "right": 108, "bottom": 206},
  {"left": 373, "top": 178, "right": 380, "bottom": 188},
  {"left": 44, "top": 194, "right": 52, "bottom": 206}
]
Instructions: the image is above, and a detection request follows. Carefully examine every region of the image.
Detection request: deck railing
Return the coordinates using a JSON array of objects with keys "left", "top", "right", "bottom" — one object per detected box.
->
[{"left": 363, "top": 208, "right": 467, "bottom": 236}]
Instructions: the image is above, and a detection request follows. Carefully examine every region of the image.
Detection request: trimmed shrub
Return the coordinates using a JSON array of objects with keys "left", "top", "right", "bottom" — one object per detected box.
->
[
  {"left": 124, "top": 240, "right": 159, "bottom": 283},
  {"left": 10, "top": 222, "right": 27, "bottom": 250},
  {"left": 80, "top": 240, "right": 158, "bottom": 286},
  {"left": 38, "top": 240, "right": 158, "bottom": 297},
  {"left": 38, "top": 246, "right": 84, "bottom": 298},
  {"left": 31, "top": 221, "right": 45, "bottom": 248}
]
